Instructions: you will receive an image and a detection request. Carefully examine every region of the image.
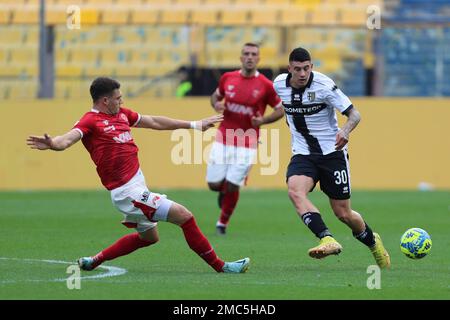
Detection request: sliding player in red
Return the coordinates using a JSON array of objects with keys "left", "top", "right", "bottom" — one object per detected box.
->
[{"left": 27, "top": 77, "right": 250, "bottom": 274}]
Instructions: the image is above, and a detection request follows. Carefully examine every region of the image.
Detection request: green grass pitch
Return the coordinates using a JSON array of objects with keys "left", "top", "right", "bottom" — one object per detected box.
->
[{"left": 0, "top": 189, "right": 449, "bottom": 300}]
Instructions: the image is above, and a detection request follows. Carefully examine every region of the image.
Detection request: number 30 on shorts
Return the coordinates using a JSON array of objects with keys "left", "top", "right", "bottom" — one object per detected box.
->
[{"left": 334, "top": 170, "right": 348, "bottom": 185}]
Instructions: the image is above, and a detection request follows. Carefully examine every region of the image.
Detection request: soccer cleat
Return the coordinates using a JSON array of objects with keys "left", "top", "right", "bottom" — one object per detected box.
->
[
  {"left": 216, "top": 225, "right": 226, "bottom": 235},
  {"left": 308, "top": 236, "right": 343, "bottom": 259},
  {"left": 222, "top": 258, "right": 250, "bottom": 273},
  {"left": 77, "top": 257, "right": 98, "bottom": 271},
  {"left": 370, "top": 233, "right": 391, "bottom": 269}
]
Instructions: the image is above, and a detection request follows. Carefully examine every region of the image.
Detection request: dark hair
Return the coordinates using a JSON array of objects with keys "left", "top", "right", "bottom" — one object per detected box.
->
[
  {"left": 90, "top": 77, "right": 120, "bottom": 102},
  {"left": 289, "top": 47, "right": 311, "bottom": 63}
]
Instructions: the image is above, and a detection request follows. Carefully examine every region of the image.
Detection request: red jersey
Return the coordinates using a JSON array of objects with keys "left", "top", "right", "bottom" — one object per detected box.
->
[
  {"left": 73, "top": 107, "right": 141, "bottom": 190},
  {"left": 216, "top": 70, "right": 281, "bottom": 149}
]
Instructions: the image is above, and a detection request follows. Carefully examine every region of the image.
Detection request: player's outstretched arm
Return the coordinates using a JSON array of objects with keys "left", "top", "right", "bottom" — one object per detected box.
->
[
  {"left": 136, "top": 114, "right": 223, "bottom": 132},
  {"left": 335, "top": 107, "right": 361, "bottom": 150},
  {"left": 27, "top": 129, "right": 81, "bottom": 151}
]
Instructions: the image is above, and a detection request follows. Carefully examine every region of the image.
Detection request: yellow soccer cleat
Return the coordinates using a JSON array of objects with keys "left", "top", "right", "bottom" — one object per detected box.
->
[
  {"left": 370, "top": 233, "right": 391, "bottom": 269},
  {"left": 308, "top": 236, "right": 343, "bottom": 259}
]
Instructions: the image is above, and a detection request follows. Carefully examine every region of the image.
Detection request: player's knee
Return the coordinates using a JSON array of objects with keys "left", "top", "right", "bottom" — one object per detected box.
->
[
  {"left": 288, "top": 189, "right": 307, "bottom": 204},
  {"left": 177, "top": 205, "right": 194, "bottom": 224},
  {"left": 333, "top": 207, "right": 352, "bottom": 223},
  {"left": 138, "top": 231, "right": 159, "bottom": 245}
]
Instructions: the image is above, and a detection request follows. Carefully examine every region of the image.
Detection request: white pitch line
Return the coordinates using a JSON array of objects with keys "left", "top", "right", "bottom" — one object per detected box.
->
[{"left": 0, "top": 257, "right": 127, "bottom": 283}]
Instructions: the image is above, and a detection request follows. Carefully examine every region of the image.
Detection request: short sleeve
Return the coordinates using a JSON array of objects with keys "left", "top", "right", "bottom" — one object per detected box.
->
[
  {"left": 216, "top": 73, "right": 227, "bottom": 98},
  {"left": 73, "top": 113, "right": 94, "bottom": 138},
  {"left": 325, "top": 84, "right": 353, "bottom": 114},
  {"left": 266, "top": 81, "right": 282, "bottom": 109},
  {"left": 120, "top": 107, "right": 141, "bottom": 127}
]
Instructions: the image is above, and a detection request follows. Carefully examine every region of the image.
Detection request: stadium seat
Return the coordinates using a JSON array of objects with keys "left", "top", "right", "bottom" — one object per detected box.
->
[
  {"left": 101, "top": 9, "right": 130, "bottom": 24},
  {"left": 340, "top": 7, "right": 368, "bottom": 26},
  {"left": 80, "top": 9, "right": 99, "bottom": 25},
  {"left": 250, "top": 8, "right": 278, "bottom": 26},
  {"left": 46, "top": 9, "right": 68, "bottom": 25},
  {"left": 310, "top": 9, "right": 338, "bottom": 26},
  {"left": 220, "top": 9, "right": 249, "bottom": 25},
  {"left": 11, "top": 9, "right": 39, "bottom": 24},
  {"left": 160, "top": 8, "right": 189, "bottom": 24},
  {"left": 130, "top": 9, "right": 160, "bottom": 24},
  {"left": 191, "top": 8, "right": 220, "bottom": 25},
  {"left": 279, "top": 7, "right": 307, "bottom": 25},
  {"left": 0, "top": 9, "right": 11, "bottom": 24},
  {"left": 56, "top": 65, "right": 84, "bottom": 77}
]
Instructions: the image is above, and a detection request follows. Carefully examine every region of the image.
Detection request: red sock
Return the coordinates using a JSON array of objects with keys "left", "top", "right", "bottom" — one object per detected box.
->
[
  {"left": 219, "top": 190, "right": 240, "bottom": 225},
  {"left": 181, "top": 216, "right": 225, "bottom": 272},
  {"left": 93, "top": 232, "right": 155, "bottom": 268}
]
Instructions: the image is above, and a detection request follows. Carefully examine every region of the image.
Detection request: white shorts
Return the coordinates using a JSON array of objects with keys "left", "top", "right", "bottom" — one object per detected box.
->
[
  {"left": 110, "top": 169, "right": 173, "bottom": 233},
  {"left": 206, "top": 142, "right": 256, "bottom": 186}
]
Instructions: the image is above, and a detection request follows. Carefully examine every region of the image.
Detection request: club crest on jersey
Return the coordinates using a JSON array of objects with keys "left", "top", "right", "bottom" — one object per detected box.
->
[
  {"left": 307, "top": 92, "right": 316, "bottom": 102},
  {"left": 120, "top": 113, "right": 129, "bottom": 124}
]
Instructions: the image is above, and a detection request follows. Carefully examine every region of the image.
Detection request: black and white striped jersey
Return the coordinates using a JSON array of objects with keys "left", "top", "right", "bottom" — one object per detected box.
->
[{"left": 273, "top": 71, "right": 353, "bottom": 156}]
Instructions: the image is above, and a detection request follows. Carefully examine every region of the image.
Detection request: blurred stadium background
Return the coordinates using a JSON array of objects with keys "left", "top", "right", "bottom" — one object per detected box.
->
[
  {"left": 1, "top": 1, "right": 450, "bottom": 301},
  {"left": 1, "top": 0, "right": 449, "bottom": 190}
]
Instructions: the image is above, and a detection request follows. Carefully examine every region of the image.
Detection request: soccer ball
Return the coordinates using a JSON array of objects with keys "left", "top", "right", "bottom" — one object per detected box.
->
[{"left": 400, "top": 228, "right": 432, "bottom": 259}]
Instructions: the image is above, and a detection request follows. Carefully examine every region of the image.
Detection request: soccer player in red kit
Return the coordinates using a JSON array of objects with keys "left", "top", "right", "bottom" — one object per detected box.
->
[
  {"left": 27, "top": 77, "right": 250, "bottom": 273},
  {"left": 208, "top": 43, "right": 284, "bottom": 234}
]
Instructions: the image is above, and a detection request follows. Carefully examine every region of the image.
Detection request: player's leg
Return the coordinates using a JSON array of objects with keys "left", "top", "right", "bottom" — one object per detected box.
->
[
  {"left": 206, "top": 142, "right": 229, "bottom": 210},
  {"left": 320, "top": 151, "right": 390, "bottom": 268},
  {"left": 78, "top": 226, "right": 159, "bottom": 271},
  {"left": 166, "top": 202, "right": 249, "bottom": 273},
  {"left": 287, "top": 175, "right": 342, "bottom": 258},
  {"left": 215, "top": 146, "right": 255, "bottom": 234}
]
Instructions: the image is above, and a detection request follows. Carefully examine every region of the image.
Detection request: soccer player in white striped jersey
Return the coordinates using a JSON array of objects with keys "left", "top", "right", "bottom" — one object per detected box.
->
[{"left": 273, "top": 47, "right": 390, "bottom": 268}]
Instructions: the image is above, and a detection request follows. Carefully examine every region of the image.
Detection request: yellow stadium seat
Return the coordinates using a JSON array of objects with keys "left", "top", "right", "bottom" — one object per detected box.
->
[
  {"left": 310, "top": 9, "right": 338, "bottom": 26},
  {"left": 160, "top": 8, "right": 189, "bottom": 24},
  {"left": 10, "top": 48, "right": 37, "bottom": 63},
  {"left": 101, "top": 9, "right": 130, "bottom": 24},
  {"left": 220, "top": 9, "right": 249, "bottom": 25},
  {"left": 12, "top": 9, "right": 39, "bottom": 24},
  {"left": 130, "top": 9, "right": 159, "bottom": 24},
  {"left": 45, "top": 9, "right": 66, "bottom": 25},
  {"left": 83, "top": 65, "right": 115, "bottom": 78},
  {"left": 250, "top": 8, "right": 278, "bottom": 26},
  {"left": 70, "top": 48, "right": 99, "bottom": 64},
  {"left": 0, "top": 9, "right": 11, "bottom": 24},
  {"left": 0, "top": 66, "right": 27, "bottom": 77},
  {"left": 56, "top": 65, "right": 83, "bottom": 77},
  {"left": 113, "top": 65, "right": 148, "bottom": 77},
  {"left": 191, "top": 8, "right": 220, "bottom": 25},
  {"left": 279, "top": 7, "right": 307, "bottom": 25},
  {"left": 80, "top": 9, "right": 99, "bottom": 25},
  {"left": 340, "top": 7, "right": 368, "bottom": 26},
  {"left": 0, "top": 27, "right": 23, "bottom": 44},
  {"left": 175, "top": 0, "right": 203, "bottom": 5}
]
